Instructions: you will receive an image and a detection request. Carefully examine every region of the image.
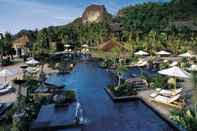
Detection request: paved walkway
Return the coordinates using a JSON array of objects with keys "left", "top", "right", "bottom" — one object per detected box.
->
[
  {"left": 138, "top": 79, "right": 193, "bottom": 117},
  {"left": 0, "top": 59, "right": 58, "bottom": 103}
]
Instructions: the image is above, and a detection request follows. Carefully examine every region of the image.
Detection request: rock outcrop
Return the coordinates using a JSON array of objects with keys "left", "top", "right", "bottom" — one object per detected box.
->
[{"left": 82, "top": 4, "right": 108, "bottom": 24}]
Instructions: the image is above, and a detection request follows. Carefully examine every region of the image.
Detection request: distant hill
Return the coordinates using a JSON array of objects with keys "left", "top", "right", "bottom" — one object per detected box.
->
[
  {"left": 117, "top": 0, "right": 197, "bottom": 32},
  {"left": 12, "top": 1, "right": 197, "bottom": 49}
]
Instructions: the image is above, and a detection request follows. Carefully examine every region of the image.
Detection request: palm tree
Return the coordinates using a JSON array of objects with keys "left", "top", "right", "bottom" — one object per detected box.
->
[
  {"left": 0, "top": 34, "right": 4, "bottom": 66},
  {"left": 115, "top": 64, "right": 128, "bottom": 88},
  {"left": 192, "top": 71, "right": 197, "bottom": 106},
  {"left": 146, "top": 30, "right": 157, "bottom": 56},
  {"left": 33, "top": 29, "right": 50, "bottom": 81}
]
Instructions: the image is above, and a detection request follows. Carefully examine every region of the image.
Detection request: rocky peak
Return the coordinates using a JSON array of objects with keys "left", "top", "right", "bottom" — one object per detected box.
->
[{"left": 82, "top": 4, "right": 108, "bottom": 24}]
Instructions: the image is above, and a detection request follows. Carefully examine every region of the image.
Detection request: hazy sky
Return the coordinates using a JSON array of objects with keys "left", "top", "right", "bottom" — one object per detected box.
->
[{"left": 0, "top": 0, "right": 169, "bottom": 34}]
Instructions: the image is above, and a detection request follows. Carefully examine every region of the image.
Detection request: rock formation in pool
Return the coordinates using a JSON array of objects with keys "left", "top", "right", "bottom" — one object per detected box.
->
[{"left": 82, "top": 4, "right": 109, "bottom": 24}]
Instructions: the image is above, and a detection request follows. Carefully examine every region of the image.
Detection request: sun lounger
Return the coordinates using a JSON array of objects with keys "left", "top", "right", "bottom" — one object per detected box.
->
[
  {"left": 159, "top": 88, "right": 183, "bottom": 97},
  {"left": 134, "top": 59, "right": 148, "bottom": 67},
  {"left": 0, "top": 85, "right": 13, "bottom": 95},
  {"left": 150, "top": 94, "right": 185, "bottom": 109},
  {"left": 0, "top": 84, "right": 8, "bottom": 90},
  {"left": 169, "top": 61, "right": 178, "bottom": 67}
]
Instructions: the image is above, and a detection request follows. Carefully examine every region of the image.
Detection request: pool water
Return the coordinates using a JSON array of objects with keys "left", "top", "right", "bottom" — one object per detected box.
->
[
  {"left": 46, "top": 62, "right": 179, "bottom": 131},
  {"left": 124, "top": 66, "right": 158, "bottom": 79}
]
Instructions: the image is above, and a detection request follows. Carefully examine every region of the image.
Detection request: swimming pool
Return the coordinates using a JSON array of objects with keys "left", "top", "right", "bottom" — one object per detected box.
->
[{"left": 46, "top": 62, "right": 181, "bottom": 131}]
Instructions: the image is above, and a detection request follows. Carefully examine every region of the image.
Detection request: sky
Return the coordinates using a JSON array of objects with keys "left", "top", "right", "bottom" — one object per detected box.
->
[{"left": 0, "top": 0, "right": 169, "bottom": 34}]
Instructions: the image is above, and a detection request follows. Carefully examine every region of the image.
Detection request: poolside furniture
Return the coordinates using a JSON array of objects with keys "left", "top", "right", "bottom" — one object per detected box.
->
[
  {"left": 81, "top": 44, "right": 88, "bottom": 48},
  {"left": 126, "top": 77, "right": 148, "bottom": 90},
  {"left": 0, "top": 85, "right": 13, "bottom": 95},
  {"left": 0, "top": 84, "right": 8, "bottom": 90},
  {"left": 0, "top": 69, "right": 17, "bottom": 84},
  {"left": 178, "top": 52, "right": 195, "bottom": 58},
  {"left": 0, "top": 103, "right": 13, "bottom": 120},
  {"left": 150, "top": 94, "right": 185, "bottom": 109},
  {"left": 159, "top": 88, "right": 183, "bottom": 97},
  {"left": 156, "top": 51, "right": 171, "bottom": 56},
  {"left": 135, "top": 59, "right": 148, "bottom": 67},
  {"left": 169, "top": 61, "right": 178, "bottom": 67},
  {"left": 134, "top": 50, "right": 149, "bottom": 56},
  {"left": 25, "top": 58, "right": 40, "bottom": 65}
]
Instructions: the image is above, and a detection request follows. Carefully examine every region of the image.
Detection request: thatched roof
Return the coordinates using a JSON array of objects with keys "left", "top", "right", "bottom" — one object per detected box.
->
[
  {"left": 12, "top": 35, "right": 30, "bottom": 48},
  {"left": 98, "top": 39, "right": 123, "bottom": 52}
]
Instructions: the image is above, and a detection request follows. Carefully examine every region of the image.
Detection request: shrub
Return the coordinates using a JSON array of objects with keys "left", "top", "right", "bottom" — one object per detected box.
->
[
  {"left": 109, "top": 82, "right": 137, "bottom": 97},
  {"left": 170, "top": 107, "right": 197, "bottom": 131},
  {"left": 149, "top": 74, "right": 167, "bottom": 89},
  {"left": 53, "top": 90, "right": 76, "bottom": 106}
]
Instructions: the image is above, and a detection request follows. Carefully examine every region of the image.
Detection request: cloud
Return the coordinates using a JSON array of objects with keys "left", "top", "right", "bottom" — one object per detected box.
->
[
  {"left": 0, "top": 0, "right": 82, "bottom": 34},
  {"left": 0, "top": 0, "right": 170, "bottom": 34}
]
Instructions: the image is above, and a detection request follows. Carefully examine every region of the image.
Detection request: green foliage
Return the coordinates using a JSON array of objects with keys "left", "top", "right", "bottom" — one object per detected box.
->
[
  {"left": 64, "top": 90, "right": 76, "bottom": 102},
  {"left": 109, "top": 82, "right": 137, "bottom": 97},
  {"left": 54, "top": 90, "right": 76, "bottom": 106},
  {"left": 170, "top": 106, "right": 197, "bottom": 131},
  {"left": 149, "top": 74, "right": 167, "bottom": 89}
]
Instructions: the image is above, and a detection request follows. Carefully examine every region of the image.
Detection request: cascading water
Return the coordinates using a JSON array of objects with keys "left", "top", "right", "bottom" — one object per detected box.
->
[{"left": 75, "top": 102, "right": 89, "bottom": 125}]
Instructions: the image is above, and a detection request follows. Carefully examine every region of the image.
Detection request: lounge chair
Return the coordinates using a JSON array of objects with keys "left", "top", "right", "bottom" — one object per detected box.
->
[
  {"left": 150, "top": 93, "right": 185, "bottom": 109},
  {"left": 159, "top": 88, "right": 183, "bottom": 97},
  {"left": 0, "top": 85, "right": 13, "bottom": 95},
  {"left": 0, "top": 84, "right": 8, "bottom": 90},
  {"left": 169, "top": 61, "right": 178, "bottom": 67}
]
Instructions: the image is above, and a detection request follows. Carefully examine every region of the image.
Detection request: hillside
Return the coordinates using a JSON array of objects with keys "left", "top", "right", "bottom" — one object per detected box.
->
[
  {"left": 12, "top": 0, "right": 197, "bottom": 50},
  {"left": 117, "top": 0, "right": 197, "bottom": 32}
]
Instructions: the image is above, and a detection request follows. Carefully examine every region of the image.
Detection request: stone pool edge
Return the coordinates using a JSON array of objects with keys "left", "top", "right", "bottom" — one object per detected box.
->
[{"left": 104, "top": 87, "right": 185, "bottom": 131}]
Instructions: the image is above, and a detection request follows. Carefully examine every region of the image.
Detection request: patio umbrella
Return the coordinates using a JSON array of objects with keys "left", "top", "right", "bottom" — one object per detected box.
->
[
  {"left": 64, "top": 44, "right": 71, "bottom": 48},
  {"left": 25, "top": 58, "right": 40, "bottom": 65},
  {"left": 134, "top": 50, "right": 149, "bottom": 56},
  {"left": 169, "top": 61, "right": 178, "bottom": 67},
  {"left": 81, "top": 44, "right": 88, "bottom": 48},
  {"left": 0, "top": 69, "right": 16, "bottom": 84},
  {"left": 156, "top": 50, "right": 171, "bottom": 55},
  {"left": 178, "top": 52, "right": 195, "bottom": 58},
  {"left": 158, "top": 66, "right": 190, "bottom": 79},
  {"left": 158, "top": 66, "right": 190, "bottom": 89}
]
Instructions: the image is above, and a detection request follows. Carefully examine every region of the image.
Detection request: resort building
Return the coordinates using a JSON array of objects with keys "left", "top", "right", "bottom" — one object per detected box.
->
[{"left": 12, "top": 35, "right": 31, "bottom": 57}]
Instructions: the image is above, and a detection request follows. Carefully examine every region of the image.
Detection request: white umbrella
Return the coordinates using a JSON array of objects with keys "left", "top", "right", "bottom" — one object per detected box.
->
[
  {"left": 25, "top": 58, "right": 40, "bottom": 65},
  {"left": 158, "top": 66, "right": 190, "bottom": 89},
  {"left": 188, "top": 65, "right": 197, "bottom": 71},
  {"left": 156, "top": 50, "right": 171, "bottom": 55},
  {"left": 81, "top": 44, "right": 88, "bottom": 48},
  {"left": 169, "top": 61, "right": 178, "bottom": 67},
  {"left": 0, "top": 69, "right": 16, "bottom": 83},
  {"left": 158, "top": 66, "right": 190, "bottom": 79},
  {"left": 178, "top": 52, "right": 195, "bottom": 58},
  {"left": 134, "top": 50, "right": 149, "bottom": 56},
  {"left": 64, "top": 44, "right": 71, "bottom": 48}
]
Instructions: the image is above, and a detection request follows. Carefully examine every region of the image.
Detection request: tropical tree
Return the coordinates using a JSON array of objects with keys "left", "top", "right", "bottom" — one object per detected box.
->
[
  {"left": 115, "top": 64, "right": 128, "bottom": 88},
  {"left": 32, "top": 29, "right": 50, "bottom": 81},
  {"left": 192, "top": 71, "right": 197, "bottom": 106},
  {"left": 0, "top": 34, "right": 4, "bottom": 66}
]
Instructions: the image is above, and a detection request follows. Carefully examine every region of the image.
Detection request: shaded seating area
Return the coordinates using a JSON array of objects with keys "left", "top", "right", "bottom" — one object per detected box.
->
[
  {"left": 150, "top": 93, "right": 185, "bottom": 109},
  {"left": 150, "top": 88, "right": 185, "bottom": 109}
]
